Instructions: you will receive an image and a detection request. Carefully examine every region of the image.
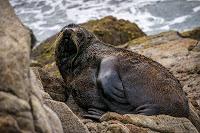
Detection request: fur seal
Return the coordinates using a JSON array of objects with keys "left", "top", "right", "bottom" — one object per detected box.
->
[{"left": 55, "top": 24, "right": 189, "bottom": 119}]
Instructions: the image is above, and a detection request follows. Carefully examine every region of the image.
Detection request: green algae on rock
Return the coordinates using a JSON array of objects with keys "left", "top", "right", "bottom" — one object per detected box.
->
[
  {"left": 180, "top": 27, "right": 200, "bottom": 41},
  {"left": 81, "top": 16, "right": 146, "bottom": 46}
]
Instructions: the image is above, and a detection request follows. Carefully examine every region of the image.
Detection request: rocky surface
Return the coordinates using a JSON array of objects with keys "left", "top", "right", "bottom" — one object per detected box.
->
[
  {"left": 0, "top": 0, "right": 63, "bottom": 132},
  {"left": 81, "top": 16, "right": 146, "bottom": 46},
  {"left": 83, "top": 112, "right": 198, "bottom": 133},
  {"left": 0, "top": 0, "right": 89, "bottom": 133},
  {"left": 32, "top": 67, "right": 90, "bottom": 133},
  {"left": 180, "top": 27, "right": 200, "bottom": 41}
]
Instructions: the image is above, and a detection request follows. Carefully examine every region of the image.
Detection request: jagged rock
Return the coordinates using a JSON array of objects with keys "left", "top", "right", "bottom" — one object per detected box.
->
[
  {"left": 32, "top": 67, "right": 89, "bottom": 133},
  {"left": 84, "top": 112, "right": 198, "bottom": 133},
  {"left": 0, "top": 0, "right": 63, "bottom": 132},
  {"left": 44, "top": 99, "right": 90, "bottom": 133},
  {"left": 180, "top": 27, "right": 200, "bottom": 41},
  {"left": 97, "top": 112, "right": 198, "bottom": 133},
  {"left": 81, "top": 16, "right": 146, "bottom": 46}
]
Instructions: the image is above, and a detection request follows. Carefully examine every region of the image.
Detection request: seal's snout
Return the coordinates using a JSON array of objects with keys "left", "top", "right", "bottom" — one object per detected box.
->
[{"left": 63, "top": 28, "right": 74, "bottom": 38}]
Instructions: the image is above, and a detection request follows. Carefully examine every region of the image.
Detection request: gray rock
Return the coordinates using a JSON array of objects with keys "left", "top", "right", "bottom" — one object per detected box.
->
[
  {"left": 44, "top": 99, "right": 90, "bottom": 133},
  {"left": 99, "top": 112, "right": 198, "bottom": 133},
  {"left": 0, "top": 0, "right": 63, "bottom": 132}
]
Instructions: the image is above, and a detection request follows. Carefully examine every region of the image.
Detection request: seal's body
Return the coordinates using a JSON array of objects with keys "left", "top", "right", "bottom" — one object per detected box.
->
[{"left": 55, "top": 24, "right": 189, "bottom": 119}]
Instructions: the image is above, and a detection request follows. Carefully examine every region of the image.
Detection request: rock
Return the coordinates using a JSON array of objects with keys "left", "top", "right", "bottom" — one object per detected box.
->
[
  {"left": 99, "top": 112, "right": 198, "bottom": 133},
  {"left": 123, "top": 114, "right": 197, "bottom": 133},
  {"left": 102, "top": 123, "right": 130, "bottom": 133},
  {"left": 0, "top": 116, "right": 21, "bottom": 133},
  {"left": 32, "top": 67, "right": 90, "bottom": 133},
  {"left": 81, "top": 16, "right": 146, "bottom": 46},
  {"left": 30, "top": 60, "right": 43, "bottom": 67},
  {"left": 189, "top": 102, "right": 200, "bottom": 132},
  {"left": 37, "top": 67, "right": 70, "bottom": 102},
  {"left": 23, "top": 25, "right": 37, "bottom": 49},
  {"left": 0, "top": 0, "right": 63, "bottom": 132},
  {"left": 44, "top": 99, "right": 90, "bottom": 133},
  {"left": 180, "top": 27, "right": 200, "bottom": 41},
  {"left": 84, "top": 112, "right": 198, "bottom": 133},
  {"left": 126, "top": 31, "right": 182, "bottom": 50},
  {"left": 31, "top": 16, "right": 145, "bottom": 66},
  {"left": 30, "top": 68, "right": 64, "bottom": 133}
]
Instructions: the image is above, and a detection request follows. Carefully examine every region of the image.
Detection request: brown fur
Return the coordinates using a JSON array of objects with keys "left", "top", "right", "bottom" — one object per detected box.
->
[{"left": 55, "top": 24, "right": 189, "bottom": 118}]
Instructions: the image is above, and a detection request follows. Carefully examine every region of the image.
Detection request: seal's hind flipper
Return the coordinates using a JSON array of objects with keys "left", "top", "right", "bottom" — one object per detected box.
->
[
  {"left": 83, "top": 108, "right": 105, "bottom": 121},
  {"left": 135, "top": 104, "right": 160, "bottom": 116}
]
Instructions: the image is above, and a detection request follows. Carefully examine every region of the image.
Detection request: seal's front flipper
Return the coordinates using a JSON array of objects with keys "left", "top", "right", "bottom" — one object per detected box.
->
[
  {"left": 83, "top": 108, "right": 105, "bottom": 121},
  {"left": 97, "top": 56, "right": 128, "bottom": 104},
  {"left": 135, "top": 104, "right": 160, "bottom": 116}
]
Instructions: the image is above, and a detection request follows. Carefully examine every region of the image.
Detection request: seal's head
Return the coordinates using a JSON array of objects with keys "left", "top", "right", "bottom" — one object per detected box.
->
[{"left": 55, "top": 24, "right": 96, "bottom": 73}]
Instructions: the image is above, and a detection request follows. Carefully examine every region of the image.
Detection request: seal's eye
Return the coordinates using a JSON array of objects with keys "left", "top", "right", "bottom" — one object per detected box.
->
[{"left": 77, "top": 32, "right": 84, "bottom": 40}]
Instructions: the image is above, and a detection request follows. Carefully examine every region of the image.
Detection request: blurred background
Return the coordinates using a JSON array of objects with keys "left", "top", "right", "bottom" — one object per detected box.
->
[{"left": 10, "top": 0, "right": 200, "bottom": 42}]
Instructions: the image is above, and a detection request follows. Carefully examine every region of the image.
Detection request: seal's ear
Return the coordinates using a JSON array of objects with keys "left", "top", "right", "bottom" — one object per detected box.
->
[{"left": 68, "top": 23, "right": 78, "bottom": 28}]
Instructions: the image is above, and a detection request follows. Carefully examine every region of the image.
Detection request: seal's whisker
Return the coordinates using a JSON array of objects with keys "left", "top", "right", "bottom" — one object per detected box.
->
[{"left": 50, "top": 30, "right": 64, "bottom": 53}]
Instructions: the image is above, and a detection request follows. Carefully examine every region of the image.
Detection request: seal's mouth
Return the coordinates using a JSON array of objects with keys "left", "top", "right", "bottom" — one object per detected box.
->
[
  {"left": 61, "top": 28, "right": 80, "bottom": 68},
  {"left": 62, "top": 29, "right": 79, "bottom": 55}
]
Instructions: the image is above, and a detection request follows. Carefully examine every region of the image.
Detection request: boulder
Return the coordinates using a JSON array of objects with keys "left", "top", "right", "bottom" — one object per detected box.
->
[
  {"left": 44, "top": 99, "right": 90, "bottom": 133},
  {"left": 180, "top": 27, "right": 200, "bottom": 41},
  {"left": 32, "top": 67, "right": 89, "bottom": 133},
  {"left": 81, "top": 16, "right": 146, "bottom": 46},
  {"left": 0, "top": 0, "right": 63, "bottom": 132},
  {"left": 84, "top": 112, "right": 198, "bottom": 133}
]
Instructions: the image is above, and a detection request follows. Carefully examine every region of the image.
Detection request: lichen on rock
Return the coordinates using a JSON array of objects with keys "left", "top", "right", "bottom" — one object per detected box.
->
[
  {"left": 81, "top": 16, "right": 146, "bottom": 46},
  {"left": 180, "top": 27, "right": 200, "bottom": 41}
]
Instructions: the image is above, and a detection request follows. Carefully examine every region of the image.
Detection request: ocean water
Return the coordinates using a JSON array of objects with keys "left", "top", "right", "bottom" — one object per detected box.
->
[{"left": 10, "top": 0, "right": 200, "bottom": 42}]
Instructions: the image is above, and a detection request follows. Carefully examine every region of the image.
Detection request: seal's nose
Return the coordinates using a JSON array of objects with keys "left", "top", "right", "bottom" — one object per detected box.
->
[{"left": 63, "top": 28, "right": 74, "bottom": 38}]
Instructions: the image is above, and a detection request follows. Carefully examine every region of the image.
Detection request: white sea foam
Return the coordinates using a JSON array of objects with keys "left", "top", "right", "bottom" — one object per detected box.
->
[
  {"left": 168, "top": 15, "right": 190, "bottom": 25},
  {"left": 10, "top": 0, "right": 200, "bottom": 42},
  {"left": 193, "top": 6, "right": 200, "bottom": 12}
]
